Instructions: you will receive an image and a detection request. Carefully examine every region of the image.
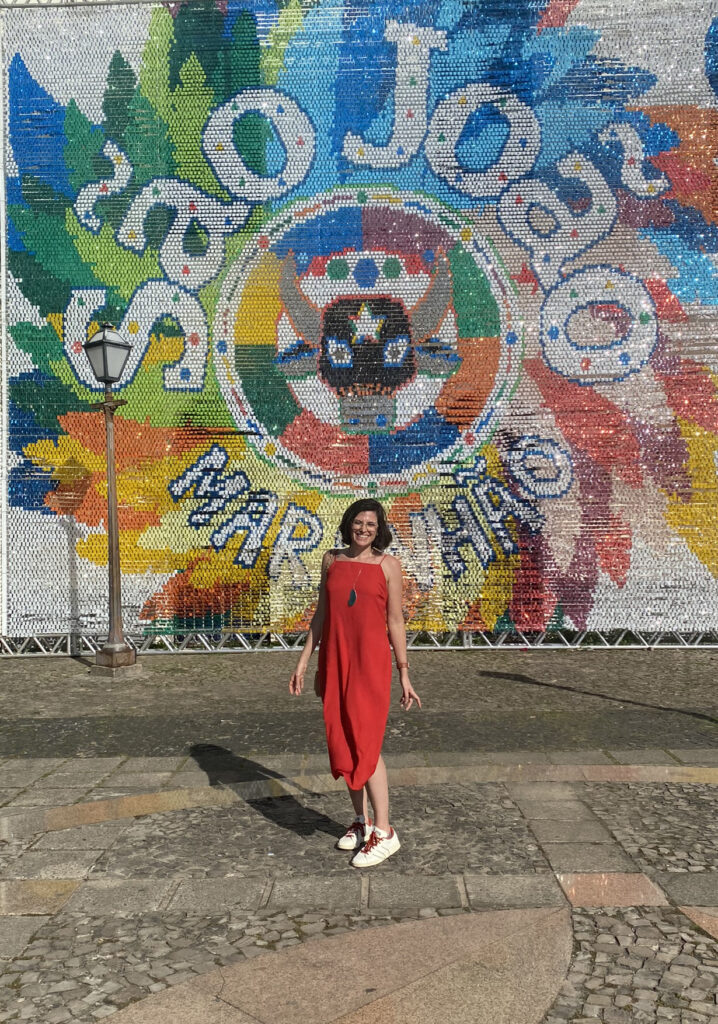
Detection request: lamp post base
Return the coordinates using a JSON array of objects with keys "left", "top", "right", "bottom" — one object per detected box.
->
[{"left": 95, "top": 643, "right": 137, "bottom": 670}]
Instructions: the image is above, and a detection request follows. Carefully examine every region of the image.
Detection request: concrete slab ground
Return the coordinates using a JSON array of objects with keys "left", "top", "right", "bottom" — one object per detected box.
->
[
  {"left": 110, "top": 909, "right": 572, "bottom": 1024},
  {"left": 654, "top": 872, "right": 718, "bottom": 905},
  {"left": 0, "top": 879, "right": 78, "bottom": 915},
  {"left": 556, "top": 871, "right": 670, "bottom": 907},
  {"left": 681, "top": 907, "right": 718, "bottom": 941}
]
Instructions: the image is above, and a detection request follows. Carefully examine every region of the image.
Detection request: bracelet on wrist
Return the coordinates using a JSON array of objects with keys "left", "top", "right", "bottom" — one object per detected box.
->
[{"left": 396, "top": 661, "right": 409, "bottom": 670}]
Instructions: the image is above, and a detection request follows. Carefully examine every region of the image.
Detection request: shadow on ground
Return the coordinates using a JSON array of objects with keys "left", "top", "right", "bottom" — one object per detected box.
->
[
  {"left": 189, "top": 742, "right": 345, "bottom": 839},
  {"left": 480, "top": 671, "right": 718, "bottom": 727}
]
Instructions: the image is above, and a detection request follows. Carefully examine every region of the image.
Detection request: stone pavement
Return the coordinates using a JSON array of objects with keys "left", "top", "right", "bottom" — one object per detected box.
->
[{"left": 0, "top": 650, "right": 716, "bottom": 1022}]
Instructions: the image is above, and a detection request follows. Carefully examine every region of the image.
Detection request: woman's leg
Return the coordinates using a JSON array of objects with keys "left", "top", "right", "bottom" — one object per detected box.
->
[
  {"left": 347, "top": 785, "right": 369, "bottom": 820},
  {"left": 365, "top": 754, "right": 390, "bottom": 832}
]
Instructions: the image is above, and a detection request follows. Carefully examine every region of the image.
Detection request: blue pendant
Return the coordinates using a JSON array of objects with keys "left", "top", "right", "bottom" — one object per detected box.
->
[{"left": 348, "top": 589, "right": 357, "bottom": 606}]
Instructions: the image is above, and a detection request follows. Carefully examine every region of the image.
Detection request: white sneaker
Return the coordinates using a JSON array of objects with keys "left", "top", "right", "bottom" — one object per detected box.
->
[
  {"left": 336, "top": 817, "right": 372, "bottom": 851},
  {"left": 351, "top": 827, "right": 400, "bottom": 867}
]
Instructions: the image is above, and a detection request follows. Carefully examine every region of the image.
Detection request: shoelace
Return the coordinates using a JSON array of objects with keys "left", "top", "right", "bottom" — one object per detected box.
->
[{"left": 361, "top": 829, "right": 385, "bottom": 852}]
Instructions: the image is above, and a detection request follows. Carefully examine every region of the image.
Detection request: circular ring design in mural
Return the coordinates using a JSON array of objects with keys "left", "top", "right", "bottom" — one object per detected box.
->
[{"left": 213, "top": 188, "right": 521, "bottom": 494}]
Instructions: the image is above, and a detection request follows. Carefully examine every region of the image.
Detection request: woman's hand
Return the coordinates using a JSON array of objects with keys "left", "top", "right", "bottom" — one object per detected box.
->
[
  {"left": 399, "top": 674, "right": 421, "bottom": 711},
  {"left": 289, "top": 665, "right": 306, "bottom": 695}
]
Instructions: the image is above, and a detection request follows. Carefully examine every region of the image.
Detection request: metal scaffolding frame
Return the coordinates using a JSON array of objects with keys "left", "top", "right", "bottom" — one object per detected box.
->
[{"left": 1, "top": 629, "right": 718, "bottom": 656}]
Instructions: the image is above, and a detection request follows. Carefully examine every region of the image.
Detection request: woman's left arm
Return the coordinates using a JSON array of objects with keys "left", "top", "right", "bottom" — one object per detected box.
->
[{"left": 385, "top": 557, "right": 422, "bottom": 711}]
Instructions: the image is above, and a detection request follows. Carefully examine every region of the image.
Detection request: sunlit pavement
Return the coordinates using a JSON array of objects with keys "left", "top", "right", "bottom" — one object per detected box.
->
[{"left": 0, "top": 650, "right": 716, "bottom": 1022}]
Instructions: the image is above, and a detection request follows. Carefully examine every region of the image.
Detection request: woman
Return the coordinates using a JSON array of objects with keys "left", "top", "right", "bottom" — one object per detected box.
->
[{"left": 289, "top": 498, "right": 421, "bottom": 867}]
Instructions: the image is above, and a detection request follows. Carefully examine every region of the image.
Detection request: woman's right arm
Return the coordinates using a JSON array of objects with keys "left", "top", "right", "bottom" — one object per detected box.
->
[{"left": 289, "top": 550, "right": 333, "bottom": 695}]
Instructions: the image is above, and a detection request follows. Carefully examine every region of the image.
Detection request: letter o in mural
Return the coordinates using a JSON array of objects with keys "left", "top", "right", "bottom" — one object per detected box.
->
[
  {"left": 506, "top": 437, "right": 574, "bottom": 499},
  {"left": 213, "top": 188, "right": 521, "bottom": 495},
  {"left": 540, "top": 267, "right": 658, "bottom": 384}
]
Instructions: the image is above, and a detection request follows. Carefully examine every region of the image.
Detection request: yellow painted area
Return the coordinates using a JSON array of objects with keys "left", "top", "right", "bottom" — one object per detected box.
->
[
  {"left": 408, "top": 609, "right": 448, "bottom": 632},
  {"left": 78, "top": 530, "right": 186, "bottom": 574},
  {"left": 186, "top": 546, "right": 249, "bottom": 588},
  {"left": 288, "top": 489, "right": 322, "bottom": 515},
  {"left": 484, "top": 444, "right": 508, "bottom": 480},
  {"left": 144, "top": 333, "right": 185, "bottom": 366},
  {"left": 25, "top": 436, "right": 105, "bottom": 475},
  {"left": 479, "top": 444, "right": 519, "bottom": 627},
  {"left": 47, "top": 313, "right": 63, "bottom": 339},
  {"left": 666, "top": 421, "right": 718, "bottom": 576},
  {"left": 140, "top": 509, "right": 210, "bottom": 556},
  {"left": 480, "top": 554, "right": 520, "bottom": 630},
  {"left": 233, "top": 252, "right": 283, "bottom": 348},
  {"left": 115, "top": 461, "right": 175, "bottom": 516}
]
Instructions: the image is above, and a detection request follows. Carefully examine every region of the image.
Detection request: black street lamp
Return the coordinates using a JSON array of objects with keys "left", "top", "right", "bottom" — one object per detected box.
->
[{"left": 83, "top": 324, "right": 137, "bottom": 671}]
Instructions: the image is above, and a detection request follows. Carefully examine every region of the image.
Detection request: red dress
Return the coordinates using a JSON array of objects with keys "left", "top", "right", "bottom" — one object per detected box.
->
[{"left": 318, "top": 558, "right": 392, "bottom": 789}]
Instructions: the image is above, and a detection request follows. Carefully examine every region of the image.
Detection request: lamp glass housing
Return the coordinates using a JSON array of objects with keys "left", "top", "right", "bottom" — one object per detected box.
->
[{"left": 83, "top": 325, "right": 132, "bottom": 385}]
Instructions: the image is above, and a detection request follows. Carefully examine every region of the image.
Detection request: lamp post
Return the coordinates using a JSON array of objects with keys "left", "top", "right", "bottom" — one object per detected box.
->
[{"left": 83, "top": 324, "right": 136, "bottom": 671}]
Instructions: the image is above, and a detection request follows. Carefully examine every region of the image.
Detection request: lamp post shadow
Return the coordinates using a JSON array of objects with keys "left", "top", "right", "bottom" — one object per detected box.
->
[{"left": 59, "top": 514, "right": 82, "bottom": 659}]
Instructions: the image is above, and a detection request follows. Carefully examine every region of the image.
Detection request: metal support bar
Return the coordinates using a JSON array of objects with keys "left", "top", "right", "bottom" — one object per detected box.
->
[{"left": 1, "top": 629, "right": 718, "bottom": 655}]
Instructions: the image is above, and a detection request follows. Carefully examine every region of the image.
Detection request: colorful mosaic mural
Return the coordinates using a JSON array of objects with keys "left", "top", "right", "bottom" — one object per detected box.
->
[{"left": 2, "top": 0, "right": 718, "bottom": 637}]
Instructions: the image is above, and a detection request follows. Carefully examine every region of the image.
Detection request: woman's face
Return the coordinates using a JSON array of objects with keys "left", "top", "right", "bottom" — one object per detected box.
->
[{"left": 351, "top": 511, "right": 379, "bottom": 548}]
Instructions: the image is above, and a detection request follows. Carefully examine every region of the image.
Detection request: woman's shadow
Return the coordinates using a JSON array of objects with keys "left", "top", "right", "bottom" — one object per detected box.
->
[{"left": 188, "top": 743, "right": 345, "bottom": 839}]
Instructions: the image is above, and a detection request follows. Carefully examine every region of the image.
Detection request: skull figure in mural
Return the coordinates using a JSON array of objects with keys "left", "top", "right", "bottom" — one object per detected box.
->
[{"left": 276, "top": 251, "right": 459, "bottom": 434}]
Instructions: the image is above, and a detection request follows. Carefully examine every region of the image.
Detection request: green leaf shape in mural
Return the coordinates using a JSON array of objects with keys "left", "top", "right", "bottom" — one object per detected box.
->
[
  {"left": 212, "top": 10, "right": 262, "bottom": 102},
  {"left": 168, "top": 54, "right": 228, "bottom": 198},
  {"left": 183, "top": 220, "right": 210, "bottom": 256},
  {"left": 10, "top": 323, "right": 85, "bottom": 431},
  {"left": 12, "top": 321, "right": 66, "bottom": 377},
  {"left": 7, "top": 250, "right": 70, "bottom": 320},
  {"left": 234, "top": 114, "right": 272, "bottom": 178},
  {"left": 168, "top": 0, "right": 226, "bottom": 95},
  {"left": 9, "top": 177, "right": 104, "bottom": 316},
  {"left": 102, "top": 50, "right": 137, "bottom": 148},
  {"left": 143, "top": 206, "right": 177, "bottom": 251},
  {"left": 139, "top": 9, "right": 173, "bottom": 119},
  {"left": 64, "top": 100, "right": 106, "bottom": 193},
  {"left": 448, "top": 242, "right": 501, "bottom": 338},
  {"left": 66, "top": 209, "right": 162, "bottom": 302},
  {"left": 124, "top": 89, "right": 175, "bottom": 186},
  {"left": 236, "top": 344, "right": 301, "bottom": 437},
  {"left": 262, "top": 0, "right": 304, "bottom": 86}
]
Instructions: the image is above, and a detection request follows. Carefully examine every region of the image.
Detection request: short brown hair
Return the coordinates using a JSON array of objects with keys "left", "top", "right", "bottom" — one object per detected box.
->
[{"left": 339, "top": 499, "right": 392, "bottom": 551}]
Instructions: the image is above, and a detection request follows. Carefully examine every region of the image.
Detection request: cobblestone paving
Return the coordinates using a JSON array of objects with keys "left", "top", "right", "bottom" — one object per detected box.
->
[
  {"left": 87, "top": 784, "right": 549, "bottom": 880},
  {"left": 543, "top": 907, "right": 718, "bottom": 1024},
  {"left": 0, "top": 907, "right": 462, "bottom": 1023},
  {"left": 1, "top": 651, "right": 717, "bottom": 720},
  {"left": 583, "top": 784, "right": 718, "bottom": 873},
  {"left": 1, "top": 651, "right": 716, "bottom": 757}
]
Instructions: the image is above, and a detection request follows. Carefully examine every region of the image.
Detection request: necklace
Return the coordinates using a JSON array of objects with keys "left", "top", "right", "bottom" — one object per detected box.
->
[{"left": 348, "top": 563, "right": 364, "bottom": 607}]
